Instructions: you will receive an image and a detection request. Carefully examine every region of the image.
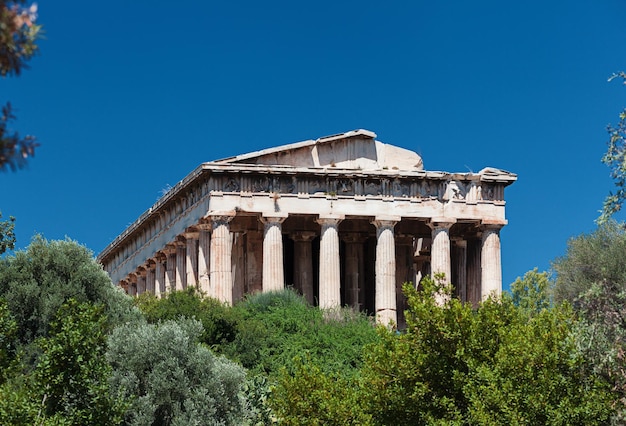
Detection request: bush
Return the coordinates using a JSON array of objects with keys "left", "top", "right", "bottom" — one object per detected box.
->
[
  {"left": 136, "top": 286, "right": 239, "bottom": 349},
  {"left": 107, "top": 318, "right": 246, "bottom": 426},
  {"left": 223, "top": 289, "right": 378, "bottom": 378}
]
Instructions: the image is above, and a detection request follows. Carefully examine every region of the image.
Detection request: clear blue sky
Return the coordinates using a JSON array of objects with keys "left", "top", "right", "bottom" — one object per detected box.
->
[{"left": 3, "top": 0, "right": 626, "bottom": 289}]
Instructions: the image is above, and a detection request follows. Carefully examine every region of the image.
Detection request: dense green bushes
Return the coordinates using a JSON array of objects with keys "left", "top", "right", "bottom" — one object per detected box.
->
[
  {"left": 1, "top": 236, "right": 625, "bottom": 424},
  {"left": 107, "top": 318, "right": 246, "bottom": 426},
  {"left": 136, "top": 287, "right": 378, "bottom": 379},
  {"left": 272, "top": 275, "right": 614, "bottom": 425}
]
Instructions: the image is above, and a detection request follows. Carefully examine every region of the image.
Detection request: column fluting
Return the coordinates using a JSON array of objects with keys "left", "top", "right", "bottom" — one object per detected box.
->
[
  {"left": 429, "top": 220, "right": 455, "bottom": 304},
  {"left": 165, "top": 246, "right": 176, "bottom": 293},
  {"left": 317, "top": 215, "right": 343, "bottom": 310},
  {"left": 154, "top": 253, "right": 165, "bottom": 297},
  {"left": 197, "top": 224, "right": 212, "bottom": 295},
  {"left": 262, "top": 215, "right": 287, "bottom": 293},
  {"left": 481, "top": 223, "right": 503, "bottom": 300},
  {"left": 373, "top": 218, "right": 398, "bottom": 325},
  {"left": 210, "top": 214, "right": 235, "bottom": 304},
  {"left": 185, "top": 232, "right": 199, "bottom": 287},
  {"left": 175, "top": 240, "right": 186, "bottom": 291}
]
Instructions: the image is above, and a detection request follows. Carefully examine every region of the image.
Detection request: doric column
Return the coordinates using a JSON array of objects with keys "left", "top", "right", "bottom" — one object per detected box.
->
[
  {"left": 342, "top": 234, "right": 366, "bottom": 310},
  {"left": 429, "top": 220, "right": 455, "bottom": 283},
  {"left": 261, "top": 214, "right": 288, "bottom": 293},
  {"left": 466, "top": 238, "right": 482, "bottom": 306},
  {"left": 154, "top": 252, "right": 166, "bottom": 297},
  {"left": 197, "top": 223, "right": 212, "bottom": 295},
  {"left": 185, "top": 231, "right": 199, "bottom": 287},
  {"left": 316, "top": 215, "right": 343, "bottom": 310},
  {"left": 146, "top": 261, "right": 156, "bottom": 294},
  {"left": 481, "top": 222, "right": 504, "bottom": 300},
  {"left": 372, "top": 217, "right": 399, "bottom": 326},
  {"left": 429, "top": 219, "right": 455, "bottom": 304},
  {"left": 452, "top": 239, "right": 467, "bottom": 302},
  {"left": 210, "top": 213, "right": 235, "bottom": 304},
  {"left": 136, "top": 268, "right": 146, "bottom": 295},
  {"left": 128, "top": 274, "right": 137, "bottom": 297},
  {"left": 175, "top": 239, "right": 186, "bottom": 291},
  {"left": 292, "top": 231, "right": 316, "bottom": 305},
  {"left": 164, "top": 245, "right": 176, "bottom": 293}
]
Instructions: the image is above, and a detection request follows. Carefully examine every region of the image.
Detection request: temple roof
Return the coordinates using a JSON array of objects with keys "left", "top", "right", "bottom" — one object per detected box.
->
[{"left": 212, "top": 129, "right": 425, "bottom": 171}]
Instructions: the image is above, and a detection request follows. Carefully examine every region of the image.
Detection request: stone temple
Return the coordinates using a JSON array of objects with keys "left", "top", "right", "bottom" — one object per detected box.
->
[{"left": 98, "top": 129, "right": 516, "bottom": 325}]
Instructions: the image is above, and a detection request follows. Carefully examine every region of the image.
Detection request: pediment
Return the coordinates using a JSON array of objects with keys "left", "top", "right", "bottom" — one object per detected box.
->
[{"left": 212, "top": 129, "right": 424, "bottom": 171}]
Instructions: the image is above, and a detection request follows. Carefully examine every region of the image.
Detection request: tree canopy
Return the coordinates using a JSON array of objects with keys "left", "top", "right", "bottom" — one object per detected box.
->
[
  {"left": 0, "top": 236, "right": 141, "bottom": 346},
  {"left": 273, "top": 276, "right": 614, "bottom": 425}
]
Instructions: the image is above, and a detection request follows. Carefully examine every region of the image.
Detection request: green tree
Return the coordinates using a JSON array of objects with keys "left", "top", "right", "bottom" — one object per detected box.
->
[
  {"left": 270, "top": 359, "right": 372, "bottom": 426},
  {"left": 0, "top": 236, "right": 141, "bottom": 346},
  {"left": 107, "top": 318, "right": 247, "bottom": 426},
  {"left": 0, "top": 300, "right": 126, "bottom": 425},
  {"left": 353, "top": 276, "right": 610, "bottom": 425},
  {"left": 552, "top": 221, "right": 626, "bottom": 422},
  {"left": 552, "top": 221, "right": 626, "bottom": 304},
  {"left": 34, "top": 300, "right": 126, "bottom": 425},
  {"left": 0, "top": 1, "right": 40, "bottom": 171},
  {"left": 510, "top": 268, "right": 551, "bottom": 313},
  {"left": 0, "top": 298, "right": 16, "bottom": 379}
]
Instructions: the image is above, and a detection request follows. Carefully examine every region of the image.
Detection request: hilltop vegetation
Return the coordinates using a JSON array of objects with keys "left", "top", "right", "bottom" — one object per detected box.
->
[{"left": 0, "top": 232, "right": 625, "bottom": 424}]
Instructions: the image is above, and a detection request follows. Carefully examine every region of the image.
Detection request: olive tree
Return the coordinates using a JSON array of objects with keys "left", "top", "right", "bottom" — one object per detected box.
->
[
  {"left": 0, "top": 236, "right": 141, "bottom": 346},
  {"left": 107, "top": 318, "right": 247, "bottom": 426}
]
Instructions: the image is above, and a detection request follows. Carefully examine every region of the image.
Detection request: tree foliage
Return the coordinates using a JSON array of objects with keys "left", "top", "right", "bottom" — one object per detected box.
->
[
  {"left": 0, "top": 298, "right": 16, "bottom": 379},
  {"left": 270, "top": 359, "right": 372, "bottom": 426},
  {"left": 136, "top": 286, "right": 239, "bottom": 349},
  {"left": 137, "top": 288, "right": 379, "bottom": 380},
  {"left": 0, "top": 1, "right": 40, "bottom": 171},
  {"left": 552, "top": 221, "right": 626, "bottom": 304},
  {"left": 273, "top": 276, "right": 613, "bottom": 425},
  {"left": 107, "top": 318, "right": 247, "bottom": 426},
  {"left": 0, "top": 300, "right": 126, "bottom": 425},
  {"left": 223, "top": 289, "right": 378, "bottom": 379},
  {"left": 0, "top": 236, "right": 141, "bottom": 346},
  {"left": 34, "top": 300, "right": 126, "bottom": 425},
  {"left": 553, "top": 221, "right": 626, "bottom": 422}
]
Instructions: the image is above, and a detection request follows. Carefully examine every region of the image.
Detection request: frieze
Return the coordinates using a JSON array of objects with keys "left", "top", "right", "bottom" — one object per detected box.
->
[
  {"left": 100, "top": 167, "right": 508, "bottom": 271},
  {"left": 153, "top": 170, "right": 505, "bottom": 203}
]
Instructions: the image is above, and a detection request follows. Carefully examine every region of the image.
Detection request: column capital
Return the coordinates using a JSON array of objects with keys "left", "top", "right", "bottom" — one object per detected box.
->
[
  {"left": 162, "top": 244, "right": 177, "bottom": 254},
  {"left": 206, "top": 211, "right": 236, "bottom": 225},
  {"left": 260, "top": 213, "right": 288, "bottom": 225},
  {"left": 316, "top": 214, "right": 344, "bottom": 226},
  {"left": 428, "top": 218, "right": 456, "bottom": 230},
  {"left": 371, "top": 216, "right": 399, "bottom": 229},
  {"left": 173, "top": 238, "right": 186, "bottom": 246},
  {"left": 481, "top": 219, "right": 506, "bottom": 230},
  {"left": 154, "top": 250, "right": 166, "bottom": 262},
  {"left": 196, "top": 222, "right": 213, "bottom": 231},
  {"left": 183, "top": 231, "right": 199, "bottom": 239}
]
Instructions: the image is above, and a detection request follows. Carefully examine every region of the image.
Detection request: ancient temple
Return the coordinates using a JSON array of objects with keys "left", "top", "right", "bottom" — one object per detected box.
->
[{"left": 98, "top": 129, "right": 516, "bottom": 325}]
